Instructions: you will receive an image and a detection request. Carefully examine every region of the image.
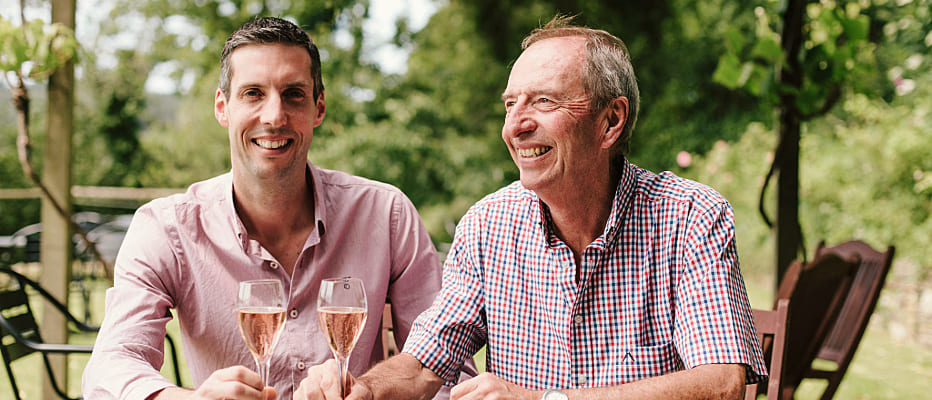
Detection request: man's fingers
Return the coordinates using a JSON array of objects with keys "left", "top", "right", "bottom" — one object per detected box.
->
[
  {"left": 293, "top": 360, "right": 345, "bottom": 400},
  {"left": 450, "top": 373, "right": 483, "bottom": 399},
  {"left": 193, "top": 365, "right": 268, "bottom": 399},
  {"left": 319, "top": 367, "right": 343, "bottom": 398},
  {"left": 216, "top": 365, "right": 264, "bottom": 390}
]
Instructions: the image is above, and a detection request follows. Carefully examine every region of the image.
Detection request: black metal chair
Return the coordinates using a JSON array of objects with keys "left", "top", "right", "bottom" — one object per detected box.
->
[{"left": 0, "top": 266, "right": 182, "bottom": 399}]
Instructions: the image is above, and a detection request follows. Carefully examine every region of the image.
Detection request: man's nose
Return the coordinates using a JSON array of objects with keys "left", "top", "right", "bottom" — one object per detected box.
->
[
  {"left": 502, "top": 103, "right": 536, "bottom": 138},
  {"left": 260, "top": 95, "right": 287, "bottom": 127}
]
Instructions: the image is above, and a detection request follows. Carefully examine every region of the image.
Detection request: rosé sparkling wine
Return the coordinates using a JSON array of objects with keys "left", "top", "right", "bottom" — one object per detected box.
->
[
  {"left": 238, "top": 306, "right": 286, "bottom": 362},
  {"left": 317, "top": 306, "right": 368, "bottom": 360},
  {"left": 237, "top": 278, "right": 286, "bottom": 388},
  {"left": 317, "top": 277, "right": 367, "bottom": 398}
]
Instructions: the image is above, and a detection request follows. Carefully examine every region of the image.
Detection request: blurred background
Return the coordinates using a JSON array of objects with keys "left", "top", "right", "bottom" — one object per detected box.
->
[{"left": 1, "top": 0, "right": 930, "bottom": 398}]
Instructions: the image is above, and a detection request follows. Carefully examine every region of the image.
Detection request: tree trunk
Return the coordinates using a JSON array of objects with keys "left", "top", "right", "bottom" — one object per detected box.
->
[{"left": 774, "top": 0, "right": 807, "bottom": 289}]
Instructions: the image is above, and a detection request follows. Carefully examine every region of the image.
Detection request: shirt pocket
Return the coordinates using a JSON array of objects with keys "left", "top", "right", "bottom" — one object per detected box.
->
[{"left": 613, "top": 341, "right": 680, "bottom": 383}]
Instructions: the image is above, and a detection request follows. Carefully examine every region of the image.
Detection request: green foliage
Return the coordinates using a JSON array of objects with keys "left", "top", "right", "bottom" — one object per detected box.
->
[
  {"left": 712, "top": 0, "right": 878, "bottom": 118},
  {"left": 802, "top": 89, "right": 932, "bottom": 270},
  {"left": 683, "top": 74, "right": 932, "bottom": 282},
  {"left": 0, "top": 16, "right": 79, "bottom": 80},
  {"left": 134, "top": 69, "right": 231, "bottom": 187},
  {"left": 0, "top": 13, "right": 76, "bottom": 234},
  {"left": 73, "top": 49, "right": 152, "bottom": 187}
]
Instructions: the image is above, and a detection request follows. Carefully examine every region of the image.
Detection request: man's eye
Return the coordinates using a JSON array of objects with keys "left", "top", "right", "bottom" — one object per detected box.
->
[
  {"left": 534, "top": 97, "right": 558, "bottom": 110},
  {"left": 243, "top": 89, "right": 262, "bottom": 98},
  {"left": 284, "top": 90, "right": 306, "bottom": 100}
]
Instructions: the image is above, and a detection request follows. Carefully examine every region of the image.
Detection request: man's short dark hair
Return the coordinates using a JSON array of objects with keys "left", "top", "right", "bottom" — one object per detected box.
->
[{"left": 219, "top": 17, "right": 324, "bottom": 101}]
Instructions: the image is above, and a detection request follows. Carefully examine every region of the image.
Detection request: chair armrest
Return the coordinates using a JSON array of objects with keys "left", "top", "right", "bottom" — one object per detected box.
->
[
  {"left": 2, "top": 268, "right": 100, "bottom": 332},
  {"left": 0, "top": 316, "right": 93, "bottom": 354},
  {"left": 25, "top": 342, "right": 94, "bottom": 354},
  {"left": 70, "top": 323, "right": 100, "bottom": 333}
]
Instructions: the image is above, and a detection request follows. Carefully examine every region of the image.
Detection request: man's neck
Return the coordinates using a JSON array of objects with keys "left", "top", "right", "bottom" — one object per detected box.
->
[
  {"left": 233, "top": 167, "right": 316, "bottom": 275},
  {"left": 539, "top": 168, "right": 620, "bottom": 266}
]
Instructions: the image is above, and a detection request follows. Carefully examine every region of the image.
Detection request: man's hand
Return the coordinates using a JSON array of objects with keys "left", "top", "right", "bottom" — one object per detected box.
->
[
  {"left": 150, "top": 366, "right": 275, "bottom": 400},
  {"left": 450, "top": 372, "right": 535, "bottom": 400},
  {"left": 294, "top": 359, "right": 359, "bottom": 400}
]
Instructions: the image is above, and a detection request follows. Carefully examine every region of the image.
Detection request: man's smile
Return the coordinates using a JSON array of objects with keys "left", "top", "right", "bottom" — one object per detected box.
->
[
  {"left": 517, "top": 146, "right": 552, "bottom": 158},
  {"left": 254, "top": 138, "right": 292, "bottom": 149}
]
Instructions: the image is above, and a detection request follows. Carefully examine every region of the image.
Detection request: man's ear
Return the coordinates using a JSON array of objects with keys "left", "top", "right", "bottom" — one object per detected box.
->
[
  {"left": 599, "top": 96, "right": 629, "bottom": 150},
  {"left": 313, "top": 90, "right": 326, "bottom": 127},
  {"left": 215, "top": 89, "right": 229, "bottom": 127}
]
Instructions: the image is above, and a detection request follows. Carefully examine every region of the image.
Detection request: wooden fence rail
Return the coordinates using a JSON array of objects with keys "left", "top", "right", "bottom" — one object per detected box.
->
[{"left": 0, "top": 186, "right": 185, "bottom": 208}]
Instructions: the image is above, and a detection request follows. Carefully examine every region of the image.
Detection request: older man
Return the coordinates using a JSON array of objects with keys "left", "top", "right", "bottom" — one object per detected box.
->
[{"left": 296, "top": 15, "right": 765, "bottom": 400}]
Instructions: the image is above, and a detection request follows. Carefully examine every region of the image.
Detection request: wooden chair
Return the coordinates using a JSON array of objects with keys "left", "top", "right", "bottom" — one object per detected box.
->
[
  {"left": 746, "top": 298, "right": 790, "bottom": 400},
  {"left": 0, "top": 267, "right": 182, "bottom": 399},
  {"left": 381, "top": 303, "right": 399, "bottom": 359},
  {"left": 804, "top": 240, "right": 895, "bottom": 400},
  {"left": 774, "top": 252, "right": 860, "bottom": 400}
]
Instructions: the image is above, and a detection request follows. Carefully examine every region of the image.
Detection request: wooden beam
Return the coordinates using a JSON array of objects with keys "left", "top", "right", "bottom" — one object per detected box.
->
[
  {"left": 0, "top": 186, "right": 185, "bottom": 208},
  {"left": 42, "top": 1, "right": 76, "bottom": 398}
]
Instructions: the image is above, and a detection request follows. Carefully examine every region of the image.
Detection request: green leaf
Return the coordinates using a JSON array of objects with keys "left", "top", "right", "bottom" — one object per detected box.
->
[
  {"left": 713, "top": 53, "right": 743, "bottom": 89},
  {"left": 0, "top": 16, "right": 78, "bottom": 77},
  {"left": 724, "top": 26, "right": 745, "bottom": 53},
  {"left": 840, "top": 14, "right": 869, "bottom": 42},
  {"left": 751, "top": 36, "right": 783, "bottom": 64}
]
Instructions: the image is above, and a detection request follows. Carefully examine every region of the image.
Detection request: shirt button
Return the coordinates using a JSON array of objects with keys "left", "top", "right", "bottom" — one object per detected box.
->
[
  {"left": 297, "top": 361, "right": 306, "bottom": 370},
  {"left": 270, "top": 261, "right": 280, "bottom": 269},
  {"left": 573, "top": 315, "right": 584, "bottom": 324},
  {"left": 561, "top": 261, "right": 572, "bottom": 269},
  {"left": 576, "top": 374, "right": 587, "bottom": 385},
  {"left": 289, "top": 308, "right": 299, "bottom": 319}
]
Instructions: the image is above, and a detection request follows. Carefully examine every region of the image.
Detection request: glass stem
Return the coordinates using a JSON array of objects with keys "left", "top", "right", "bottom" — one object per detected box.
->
[
  {"left": 256, "top": 358, "right": 271, "bottom": 389},
  {"left": 338, "top": 356, "right": 349, "bottom": 399}
]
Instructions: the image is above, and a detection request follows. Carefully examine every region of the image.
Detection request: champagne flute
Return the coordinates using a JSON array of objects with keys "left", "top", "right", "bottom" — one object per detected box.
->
[
  {"left": 237, "top": 279, "right": 287, "bottom": 388},
  {"left": 317, "top": 277, "right": 368, "bottom": 398}
]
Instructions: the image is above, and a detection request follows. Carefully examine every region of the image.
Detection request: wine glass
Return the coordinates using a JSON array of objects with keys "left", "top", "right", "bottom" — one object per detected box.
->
[
  {"left": 237, "top": 279, "right": 287, "bottom": 388},
  {"left": 317, "top": 277, "right": 368, "bottom": 398}
]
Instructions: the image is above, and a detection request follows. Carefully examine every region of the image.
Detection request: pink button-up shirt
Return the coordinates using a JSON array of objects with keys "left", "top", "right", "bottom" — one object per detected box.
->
[{"left": 83, "top": 162, "right": 444, "bottom": 399}]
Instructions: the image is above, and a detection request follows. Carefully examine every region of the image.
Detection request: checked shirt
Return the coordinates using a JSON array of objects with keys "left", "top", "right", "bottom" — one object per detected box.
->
[{"left": 404, "top": 160, "right": 767, "bottom": 389}]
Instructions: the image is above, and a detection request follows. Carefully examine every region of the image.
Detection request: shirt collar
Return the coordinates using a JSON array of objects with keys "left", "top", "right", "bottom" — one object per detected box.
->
[
  {"left": 227, "top": 160, "right": 327, "bottom": 250},
  {"left": 306, "top": 160, "right": 327, "bottom": 239},
  {"left": 536, "top": 159, "right": 637, "bottom": 249},
  {"left": 601, "top": 159, "right": 638, "bottom": 248}
]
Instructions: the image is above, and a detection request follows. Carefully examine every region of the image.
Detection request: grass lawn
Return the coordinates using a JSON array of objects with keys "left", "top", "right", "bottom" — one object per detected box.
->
[{"left": 2, "top": 277, "right": 930, "bottom": 399}]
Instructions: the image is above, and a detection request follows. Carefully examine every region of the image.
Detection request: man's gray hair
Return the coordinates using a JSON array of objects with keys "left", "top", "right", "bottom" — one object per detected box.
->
[{"left": 522, "top": 15, "right": 640, "bottom": 161}]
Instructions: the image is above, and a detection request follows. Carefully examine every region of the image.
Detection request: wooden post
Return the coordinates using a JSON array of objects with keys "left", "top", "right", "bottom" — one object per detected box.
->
[{"left": 42, "top": 0, "right": 76, "bottom": 398}]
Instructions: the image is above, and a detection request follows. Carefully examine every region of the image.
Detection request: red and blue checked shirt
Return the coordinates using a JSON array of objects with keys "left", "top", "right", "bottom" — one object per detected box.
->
[{"left": 404, "top": 161, "right": 767, "bottom": 390}]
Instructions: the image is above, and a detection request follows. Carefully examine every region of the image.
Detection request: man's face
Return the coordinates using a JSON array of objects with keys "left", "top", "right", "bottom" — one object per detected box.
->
[
  {"left": 501, "top": 36, "right": 609, "bottom": 197},
  {"left": 214, "top": 43, "right": 325, "bottom": 181}
]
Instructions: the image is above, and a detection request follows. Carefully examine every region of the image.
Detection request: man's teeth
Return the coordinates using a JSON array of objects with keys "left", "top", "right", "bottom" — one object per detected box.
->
[
  {"left": 255, "top": 139, "right": 289, "bottom": 149},
  {"left": 517, "top": 147, "right": 551, "bottom": 158}
]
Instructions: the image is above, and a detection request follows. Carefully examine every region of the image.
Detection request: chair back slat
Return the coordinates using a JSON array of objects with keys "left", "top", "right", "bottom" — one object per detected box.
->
[
  {"left": 746, "top": 298, "right": 790, "bottom": 400},
  {"left": 1, "top": 279, "right": 42, "bottom": 363},
  {"left": 814, "top": 241, "right": 893, "bottom": 362},
  {"left": 0, "top": 266, "right": 184, "bottom": 398},
  {"left": 806, "top": 240, "right": 894, "bottom": 400},
  {"left": 381, "top": 303, "right": 397, "bottom": 360},
  {"left": 775, "top": 252, "right": 859, "bottom": 399}
]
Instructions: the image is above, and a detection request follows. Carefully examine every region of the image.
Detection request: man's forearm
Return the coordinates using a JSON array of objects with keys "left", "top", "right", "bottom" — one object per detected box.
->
[
  {"left": 354, "top": 353, "right": 446, "bottom": 400},
  {"left": 561, "top": 363, "right": 746, "bottom": 400},
  {"left": 147, "top": 386, "right": 191, "bottom": 400}
]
